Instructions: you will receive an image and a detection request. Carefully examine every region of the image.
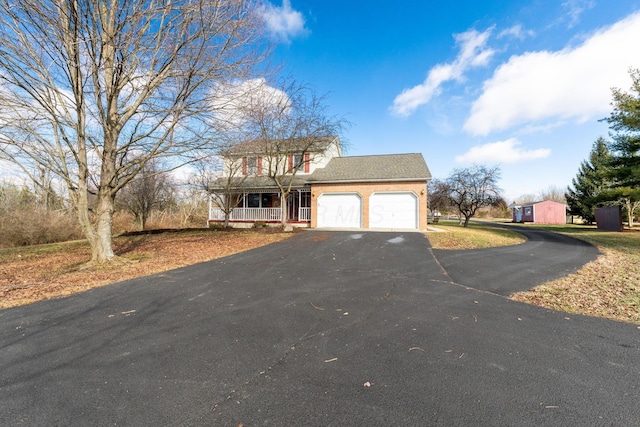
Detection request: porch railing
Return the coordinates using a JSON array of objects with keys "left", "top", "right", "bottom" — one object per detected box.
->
[
  {"left": 210, "top": 207, "right": 311, "bottom": 222},
  {"left": 299, "top": 207, "right": 311, "bottom": 221},
  {"left": 210, "top": 207, "right": 282, "bottom": 222}
]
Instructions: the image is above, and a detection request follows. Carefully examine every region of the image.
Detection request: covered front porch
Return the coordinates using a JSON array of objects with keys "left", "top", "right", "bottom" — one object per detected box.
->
[{"left": 209, "top": 189, "right": 311, "bottom": 226}]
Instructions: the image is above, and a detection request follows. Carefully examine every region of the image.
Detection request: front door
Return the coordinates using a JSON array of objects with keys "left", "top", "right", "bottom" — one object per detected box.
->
[{"left": 287, "top": 192, "right": 299, "bottom": 221}]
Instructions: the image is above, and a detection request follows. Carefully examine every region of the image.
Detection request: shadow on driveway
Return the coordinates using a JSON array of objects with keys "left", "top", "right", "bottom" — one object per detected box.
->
[{"left": 0, "top": 230, "right": 638, "bottom": 426}]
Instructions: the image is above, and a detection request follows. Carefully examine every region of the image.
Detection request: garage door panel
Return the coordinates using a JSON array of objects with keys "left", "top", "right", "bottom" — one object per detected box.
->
[
  {"left": 369, "top": 193, "right": 417, "bottom": 229},
  {"left": 317, "top": 194, "right": 362, "bottom": 228}
]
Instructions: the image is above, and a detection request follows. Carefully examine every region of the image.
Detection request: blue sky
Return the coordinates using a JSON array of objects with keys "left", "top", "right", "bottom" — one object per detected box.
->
[{"left": 261, "top": 0, "right": 640, "bottom": 201}]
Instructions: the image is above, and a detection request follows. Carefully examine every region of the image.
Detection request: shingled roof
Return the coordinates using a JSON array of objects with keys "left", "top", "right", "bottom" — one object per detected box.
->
[
  {"left": 223, "top": 136, "right": 340, "bottom": 156},
  {"left": 308, "top": 153, "right": 431, "bottom": 183},
  {"left": 209, "top": 175, "right": 310, "bottom": 191}
]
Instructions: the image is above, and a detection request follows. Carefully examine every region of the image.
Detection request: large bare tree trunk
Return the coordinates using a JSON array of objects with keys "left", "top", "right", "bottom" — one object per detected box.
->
[
  {"left": 94, "top": 192, "right": 116, "bottom": 262},
  {"left": 74, "top": 180, "right": 99, "bottom": 255},
  {"left": 280, "top": 191, "right": 289, "bottom": 228},
  {"left": 0, "top": 0, "right": 266, "bottom": 265}
]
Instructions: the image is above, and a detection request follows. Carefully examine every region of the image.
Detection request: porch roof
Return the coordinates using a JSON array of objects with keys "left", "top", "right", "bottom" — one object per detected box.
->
[{"left": 209, "top": 175, "right": 311, "bottom": 192}]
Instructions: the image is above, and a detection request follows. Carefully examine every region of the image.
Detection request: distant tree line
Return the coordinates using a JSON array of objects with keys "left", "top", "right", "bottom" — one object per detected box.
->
[
  {"left": 0, "top": 180, "right": 81, "bottom": 247},
  {"left": 566, "top": 68, "right": 640, "bottom": 227},
  {"left": 0, "top": 172, "right": 209, "bottom": 248}
]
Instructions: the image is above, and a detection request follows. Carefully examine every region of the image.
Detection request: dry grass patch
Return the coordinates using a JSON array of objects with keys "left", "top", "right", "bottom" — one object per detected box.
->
[
  {"left": 510, "top": 225, "right": 640, "bottom": 324},
  {"left": 428, "top": 221, "right": 640, "bottom": 323},
  {"left": 427, "top": 220, "right": 526, "bottom": 250},
  {"left": 0, "top": 229, "right": 290, "bottom": 309}
]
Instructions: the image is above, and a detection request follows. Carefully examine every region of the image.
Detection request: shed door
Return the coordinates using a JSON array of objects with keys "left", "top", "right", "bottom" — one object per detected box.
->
[
  {"left": 317, "top": 193, "right": 362, "bottom": 228},
  {"left": 369, "top": 192, "right": 418, "bottom": 229}
]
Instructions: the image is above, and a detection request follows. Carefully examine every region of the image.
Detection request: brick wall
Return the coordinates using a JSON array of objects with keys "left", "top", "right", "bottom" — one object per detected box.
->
[{"left": 310, "top": 181, "right": 428, "bottom": 230}]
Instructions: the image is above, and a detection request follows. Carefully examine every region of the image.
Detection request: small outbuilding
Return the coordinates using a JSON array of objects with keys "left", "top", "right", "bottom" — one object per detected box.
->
[
  {"left": 594, "top": 206, "right": 623, "bottom": 231},
  {"left": 509, "top": 200, "right": 567, "bottom": 224}
]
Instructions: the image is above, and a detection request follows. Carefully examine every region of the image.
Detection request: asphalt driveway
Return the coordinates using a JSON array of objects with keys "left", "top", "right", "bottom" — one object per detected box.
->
[
  {"left": 1, "top": 229, "right": 638, "bottom": 426},
  {"left": 432, "top": 224, "right": 602, "bottom": 295}
]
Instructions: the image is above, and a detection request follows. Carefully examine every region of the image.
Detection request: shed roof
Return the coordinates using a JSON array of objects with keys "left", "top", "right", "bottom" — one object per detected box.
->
[
  {"left": 308, "top": 153, "right": 431, "bottom": 183},
  {"left": 509, "top": 200, "right": 567, "bottom": 209}
]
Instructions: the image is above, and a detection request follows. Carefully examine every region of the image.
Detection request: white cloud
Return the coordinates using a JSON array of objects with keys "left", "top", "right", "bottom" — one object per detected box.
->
[
  {"left": 497, "top": 24, "right": 535, "bottom": 40},
  {"left": 210, "top": 78, "right": 289, "bottom": 129},
  {"left": 390, "top": 27, "right": 495, "bottom": 117},
  {"left": 562, "top": 0, "right": 596, "bottom": 28},
  {"left": 464, "top": 11, "right": 640, "bottom": 136},
  {"left": 260, "top": 0, "right": 308, "bottom": 43},
  {"left": 455, "top": 138, "right": 551, "bottom": 164}
]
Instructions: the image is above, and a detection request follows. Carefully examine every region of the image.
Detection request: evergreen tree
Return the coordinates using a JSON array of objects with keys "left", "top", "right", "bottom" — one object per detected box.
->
[
  {"left": 565, "top": 137, "right": 612, "bottom": 224},
  {"left": 606, "top": 68, "right": 640, "bottom": 187},
  {"left": 602, "top": 68, "right": 640, "bottom": 227}
]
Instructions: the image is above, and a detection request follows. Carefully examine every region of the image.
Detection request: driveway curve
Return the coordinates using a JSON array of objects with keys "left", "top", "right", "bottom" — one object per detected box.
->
[
  {"left": 432, "top": 224, "right": 601, "bottom": 295},
  {"left": 0, "top": 230, "right": 638, "bottom": 426}
]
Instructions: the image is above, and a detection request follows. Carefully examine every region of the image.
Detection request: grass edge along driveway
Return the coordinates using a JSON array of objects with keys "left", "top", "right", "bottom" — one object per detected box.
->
[
  {"left": 0, "top": 229, "right": 291, "bottom": 309},
  {"left": 428, "top": 220, "right": 639, "bottom": 324}
]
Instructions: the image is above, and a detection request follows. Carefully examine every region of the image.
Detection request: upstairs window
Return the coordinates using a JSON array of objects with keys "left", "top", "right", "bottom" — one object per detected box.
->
[
  {"left": 288, "top": 153, "right": 311, "bottom": 173},
  {"left": 247, "top": 157, "right": 258, "bottom": 175},
  {"left": 242, "top": 156, "right": 262, "bottom": 175}
]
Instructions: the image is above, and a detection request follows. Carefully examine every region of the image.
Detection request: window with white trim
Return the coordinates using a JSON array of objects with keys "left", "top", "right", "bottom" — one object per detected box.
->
[{"left": 247, "top": 157, "right": 258, "bottom": 175}]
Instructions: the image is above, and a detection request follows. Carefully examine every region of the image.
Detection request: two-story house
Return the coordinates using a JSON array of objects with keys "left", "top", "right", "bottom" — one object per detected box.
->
[{"left": 208, "top": 136, "right": 433, "bottom": 230}]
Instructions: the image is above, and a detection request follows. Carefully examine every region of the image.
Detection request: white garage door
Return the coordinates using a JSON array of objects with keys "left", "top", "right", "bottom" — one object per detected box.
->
[
  {"left": 369, "top": 192, "right": 418, "bottom": 229},
  {"left": 317, "top": 193, "right": 362, "bottom": 228}
]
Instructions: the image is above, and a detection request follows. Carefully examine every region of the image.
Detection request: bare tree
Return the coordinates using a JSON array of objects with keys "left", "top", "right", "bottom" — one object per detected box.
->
[
  {"left": 116, "top": 159, "right": 174, "bottom": 230},
  {"left": 539, "top": 185, "right": 566, "bottom": 204},
  {"left": 34, "top": 166, "right": 60, "bottom": 210},
  {"left": 176, "top": 183, "right": 208, "bottom": 228},
  {"left": 194, "top": 155, "right": 247, "bottom": 228},
  {"left": 237, "top": 79, "right": 349, "bottom": 228},
  {"left": 514, "top": 193, "right": 539, "bottom": 204},
  {"left": 0, "top": 0, "right": 266, "bottom": 263},
  {"left": 427, "top": 178, "right": 453, "bottom": 215},
  {"left": 444, "top": 165, "right": 504, "bottom": 227}
]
